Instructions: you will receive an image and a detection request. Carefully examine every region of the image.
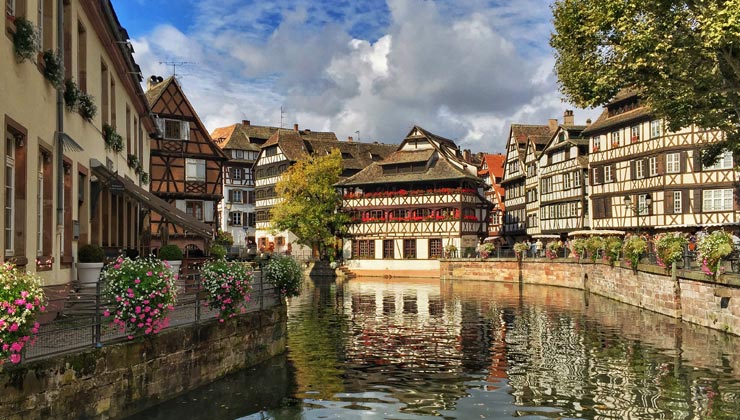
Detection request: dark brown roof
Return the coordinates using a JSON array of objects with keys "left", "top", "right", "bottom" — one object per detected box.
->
[
  {"left": 211, "top": 123, "right": 269, "bottom": 152},
  {"left": 377, "top": 149, "right": 434, "bottom": 165},
  {"left": 581, "top": 107, "right": 652, "bottom": 135},
  {"left": 511, "top": 124, "right": 552, "bottom": 145}
]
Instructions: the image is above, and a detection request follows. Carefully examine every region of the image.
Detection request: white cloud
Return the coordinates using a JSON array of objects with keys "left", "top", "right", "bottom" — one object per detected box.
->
[{"left": 128, "top": 0, "right": 594, "bottom": 154}]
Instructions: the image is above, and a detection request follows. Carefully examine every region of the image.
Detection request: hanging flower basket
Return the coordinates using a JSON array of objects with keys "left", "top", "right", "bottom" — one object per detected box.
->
[
  {"left": 12, "top": 16, "right": 38, "bottom": 62},
  {"left": 201, "top": 259, "right": 253, "bottom": 322}
]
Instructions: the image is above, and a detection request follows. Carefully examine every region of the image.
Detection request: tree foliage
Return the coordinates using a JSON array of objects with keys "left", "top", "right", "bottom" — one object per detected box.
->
[
  {"left": 551, "top": 0, "right": 740, "bottom": 163},
  {"left": 271, "top": 148, "right": 349, "bottom": 251}
]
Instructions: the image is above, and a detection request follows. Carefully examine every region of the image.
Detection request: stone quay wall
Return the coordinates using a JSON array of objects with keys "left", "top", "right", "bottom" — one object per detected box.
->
[
  {"left": 440, "top": 258, "right": 740, "bottom": 336},
  {"left": 0, "top": 305, "right": 287, "bottom": 420}
]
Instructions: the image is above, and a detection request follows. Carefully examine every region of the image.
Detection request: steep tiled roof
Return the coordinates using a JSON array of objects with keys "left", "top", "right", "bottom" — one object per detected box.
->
[
  {"left": 378, "top": 149, "right": 434, "bottom": 165},
  {"left": 582, "top": 107, "right": 652, "bottom": 135},
  {"left": 511, "top": 125, "right": 552, "bottom": 145}
]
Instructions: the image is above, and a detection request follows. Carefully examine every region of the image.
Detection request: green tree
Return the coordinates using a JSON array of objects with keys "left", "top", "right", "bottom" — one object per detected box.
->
[
  {"left": 551, "top": 0, "right": 740, "bottom": 163},
  {"left": 271, "top": 148, "right": 349, "bottom": 255}
]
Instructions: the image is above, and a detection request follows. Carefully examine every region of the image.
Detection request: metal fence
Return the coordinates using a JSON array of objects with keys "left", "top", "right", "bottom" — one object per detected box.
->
[{"left": 23, "top": 259, "right": 281, "bottom": 363}]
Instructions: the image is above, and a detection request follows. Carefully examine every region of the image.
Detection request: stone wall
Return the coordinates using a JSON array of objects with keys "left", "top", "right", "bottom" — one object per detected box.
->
[
  {"left": 440, "top": 258, "right": 740, "bottom": 336},
  {"left": 0, "top": 306, "right": 287, "bottom": 420}
]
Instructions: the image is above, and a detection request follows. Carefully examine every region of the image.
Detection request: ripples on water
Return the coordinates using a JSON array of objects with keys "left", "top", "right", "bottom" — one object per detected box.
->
[{"left": 134, "top": 277, "right": 740, "bottom": 420}]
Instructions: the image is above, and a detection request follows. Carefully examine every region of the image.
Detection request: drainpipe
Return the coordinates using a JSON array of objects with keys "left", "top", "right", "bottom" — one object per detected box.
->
[{"left": 56, "top": 0, "right": 64, "bottom": 228}]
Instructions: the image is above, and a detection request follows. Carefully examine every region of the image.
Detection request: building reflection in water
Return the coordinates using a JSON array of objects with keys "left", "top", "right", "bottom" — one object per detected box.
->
[{"left": 285, "top": 277, "right": 740, "bottom": 419}]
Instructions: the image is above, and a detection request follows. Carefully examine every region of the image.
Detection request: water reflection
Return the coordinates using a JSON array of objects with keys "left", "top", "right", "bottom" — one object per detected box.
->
[{"left": 134, "top": 277, "right": 740, "bottom": 419}]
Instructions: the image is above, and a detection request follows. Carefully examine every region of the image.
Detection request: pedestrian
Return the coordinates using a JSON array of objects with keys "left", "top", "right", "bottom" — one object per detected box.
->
[
  {"left": 529, "top": 239, "right": 536, "bottom": 258},
  {"left": 535, "top": 239, "right": 543, "bottom": 258}
]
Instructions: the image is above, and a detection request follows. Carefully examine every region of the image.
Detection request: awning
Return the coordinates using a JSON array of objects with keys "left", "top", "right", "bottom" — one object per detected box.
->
[
  {"left": 57, "top": 132, "right": 84, "bottom": 152},
  {"left": 90, "top": 159, "right": 213, "bottom": 240},
  {"left": 568, "top": 229, "right": 625, "bottom": 237}
]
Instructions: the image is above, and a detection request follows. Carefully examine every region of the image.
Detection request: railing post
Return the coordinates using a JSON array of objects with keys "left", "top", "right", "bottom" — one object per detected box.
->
[
  {"left": 94, "top": 280, "right": 102, "bottom": 347},
  {"left": 195, "top": 266, "right": 201, "bottom": 323}
]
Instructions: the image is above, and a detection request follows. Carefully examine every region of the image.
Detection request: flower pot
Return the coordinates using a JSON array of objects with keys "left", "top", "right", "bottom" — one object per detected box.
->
[
  {"left": 165, "top": 260, "right": 182, "bottom": 278},
  {"left": 77, "top": 262, "right": 104, "bottom": 286}
]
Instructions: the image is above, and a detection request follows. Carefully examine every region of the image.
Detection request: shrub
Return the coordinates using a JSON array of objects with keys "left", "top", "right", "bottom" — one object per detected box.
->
[
  {"left": 654, "top": 232, "right": 688, "bottom": 269},
  {"left": 585, "top": 236, "right": 605, "bottom": 261},
  {"left": 201, "top": 260, "right": 253, "bottom": 322},
  {"left": 263, "top": 255, "right": 303, "bottom": 298},
  {"left": 209, "top": 244, "right": 227, "bottom": 260},
  {"left": 102, "top": 256, "right": 177, "bottom": 338},
  {"left": 215, "top": 230, "right": 234, "bottom": 249},
  {"left": 158, "top": 244, "right": 183, "bottom": 261},
  {"left": 545, "top": 241, "right": 562, "bottom": 259},
  {"left": 0, "top": 262, "right": 46, "bottom": 364},
  {"left": 622, "top": 235, "right": 647, "bottom": 268},
  {"left": 570, "top": 238, "right": 588, "bottom": 260},
  {"left": 102, "top": 123, "right": 124, "bottom": 153},
  {"left": 603, "top": 236, "right": 623, "bottom": 265},
  {"left": 63, "top": 79, "right": 81, "bottom": 110},
  {"left": 513, "top": 242, "right": 529, "bottom": 257},
  {"left": 78, "top": 243, "right": 105, "bottom": 263}
]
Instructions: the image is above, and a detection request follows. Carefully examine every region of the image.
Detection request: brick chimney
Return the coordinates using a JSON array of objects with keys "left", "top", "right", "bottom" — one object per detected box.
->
[
  {"left": 347, "top": 136, "right": 353, "bottom": 142},
  {"left": 563, "top": 110, "right": 574, "bottom": 126},
  {"left": 463, "top": 149, "right": 471, "bottom": 162},
  {"left": 548, "top": 118, "right": 558, "bottom": 132},
  {"left": 293, "top": 123, "right": 299, "bottom": 132},
  {"left": 242, "top": 120, "right": 250, "bottom": 126}
]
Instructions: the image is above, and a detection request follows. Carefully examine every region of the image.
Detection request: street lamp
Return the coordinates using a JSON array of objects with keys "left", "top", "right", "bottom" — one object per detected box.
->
[
  {"left": 623, "top": 193, "right": 652, "bottom": 234},
  {"left": 225, "top": 202, "right": 233, "bottom": 225}
]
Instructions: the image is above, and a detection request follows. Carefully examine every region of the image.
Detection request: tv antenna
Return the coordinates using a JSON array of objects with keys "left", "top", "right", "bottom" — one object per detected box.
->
[
  {"left": 280, "top": 106, "right": 285, "bottom": 128},
  {"left": 158, "top": 61, "right": 195, "bottom": 78}
]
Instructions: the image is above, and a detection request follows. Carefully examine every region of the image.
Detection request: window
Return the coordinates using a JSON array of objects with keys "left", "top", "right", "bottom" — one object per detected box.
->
[
  {"left": 163, "top": 119, "right": 190, "bottom": 140},
  {"left": 650, "top": 120, "right": 662, "bottom": 138},
  {"left": 638, "top": 194, "right": 651, "bottom": 215},
  {"left": 244, "top": 168, "right": 254, "bottom": 185},
  {"left": 703, "top": 189, "right": 733, "bottom": 211},
  {"left": 673, "top": 191, "right": 682, "bottom": 214},
  {"left": 592, "top": 135, "right": 601, "bottom": 151},
  {"left": 231, "top": 189, "right": 243, "bottom": 203},
  {"left": 563, "top": 172, "right": 571, "bottom": 189},
  {"left": 5, "top": 136, "right": 15, "bottom": 255},
  {"left": 77, "top": 21, "right": 87, "bottom": 92},
  {"left": 666, "top": 153, "right": 681, "bottom": 173},
  {"left": 264, "top": 146, "right": 278, "bottom": 157},
  {"left": 353, "top": 240, "right": 375, "bottom": 259},
  {"left": 429, "top": 238, "right": 442, "bottom": 258},
  {"left": 246, "top": 191, "right": 255, "bottom": 204},
  {"left": 592, "top": 167, "right": 600, "bottom": 184},
  {"left": 7, "top": 0, "right": 16, "bottom": 16},
  {"left": 611, "top": 130, "right": 620, "bottom": 147},
  {"left": 233, "top": 150, "right": 244, "bottom": 159},
  {"left": 403, "top": 239, "right": 416, "bottom": 259},
  {"left": 38, "top": 0, "right": 53, "bottom": 51},
  {"left": 704, "top": 150, "right": 733, "bottom": 170},
  {"left": 247, "top": 212, "right": 255, "bottom": 227},
  {"left": 232, "top": 167, "right": 242, "bottom": 180},
  {"left": 552, "top": 150, "right": 565, "bottom": 163},
  {"left": 185, "top": 158, "right": 206, "bottom": 181},
  {"left": 186, "top": 200, "right": 204, "bottom": 220},
  {"left": 630, "top": 125, "right": 640, "bottom": 142},
  {"left": 229, "top": 211, "right": 242, "bottom": 226},
  {"left": 604, "top": 165, "right": 613, "bottom": 183},
  {"left": 37, "top": 154, "right": 43, "bottom": 256},
  {"left": 383, "top": 240, "right": 394, "bottom": 259},
  {"left": 574, "top": 170, "right": 581, "bottom": 187},
  {"left": 648, "top": 156, "right": 658, "bottom": 176},
  {"left": 635, "top": 159, "right": 645, "bottom": 179}
]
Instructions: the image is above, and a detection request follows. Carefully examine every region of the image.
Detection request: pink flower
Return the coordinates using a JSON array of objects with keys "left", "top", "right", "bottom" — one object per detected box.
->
[
  {"left": 8, "top": 323, "right": 19, "bottom": 332},
  {"left": 146, "top": 271, "right": 153, "bottom": 276},
  {"left": 103, "top": 310, "right": 111, "bottom": 317},
  {"left": 9, "top": 354, "right": 21, "bottom": 364}
]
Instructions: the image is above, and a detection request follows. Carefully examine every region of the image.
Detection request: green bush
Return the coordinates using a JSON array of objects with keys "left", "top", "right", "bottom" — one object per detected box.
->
[
  {"left": 64, "top": 79, "right": 80, "bottom": 110},
  {"left": 78, "top": 93, "right": 97, "bottom": 120},
  {"left": 622, "top": 235, "right": 647, "bottom": 268},
  {"left": 12, "top": 16, "right": 38, "bottom": 62},
  {"left": 209, "top": 244, "right": 227, "bottom": 260},
  {"left": 78, "top": 244, "right": 105, "bottom": 263},
  {"left": 158, "top": 244, "right": 183, "bottom": 261},
  {"left": 263, "top": 255, "right": 303, "bottom": 298},
  {"left": 41, "top": 50, "right": 64, "bottom": 88}
]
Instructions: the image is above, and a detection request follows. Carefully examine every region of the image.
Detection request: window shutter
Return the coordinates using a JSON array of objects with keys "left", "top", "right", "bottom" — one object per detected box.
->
[
  {"left": 657, "top": 154, "right": 665, "bottom": 175},
  {"left": 610, "top": 163, "right": 617, "bottom": 182},
  {"left": 630, "top": 160, "right": 636, "bottom": 179},
  {"left": 693, "top": 152, "right": 702, "bottom": 172},
  {"left": 682, "top": 189, "right": 690, "bottom": 214},
  {"left": 604, "top": 197, "right": 612, "bottom": 218},
  {"left": 181, "top": 121, "right": 190, "bottom": 140},
  {"left": 228, "top": 190, "right": 233, "bottom": 202},
  {"left": 693, "top": 189, "right": 702, "bottom": 213},
  {"left": 665, "top": 190, "right": 674, "bottom": 215},
  {"left": 240, "top": 191, "right": 246, "bottom": 204},
  {"left": 204, "top": 202, "right": 214, "bottom": 222},
  {"left": 680, "top": 151, "right": 687, "bottom": 173},
  {"left": 155, "top": 117, "right": 164, "bottom": 133}
]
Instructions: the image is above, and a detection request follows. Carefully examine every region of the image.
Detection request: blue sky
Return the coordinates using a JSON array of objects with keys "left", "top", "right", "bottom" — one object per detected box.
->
[{"left": 110, "top": 0, "right": 598, "bottom": 153}]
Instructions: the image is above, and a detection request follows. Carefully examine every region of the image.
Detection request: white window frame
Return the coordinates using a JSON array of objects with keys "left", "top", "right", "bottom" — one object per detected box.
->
[
  {"left": 666, "top": 153, "right": 680, "bottom": 173},
  {"left": 604, "top": 165, "right": 613, "bottom": 183},
  {"left": 186, "top": 200, "right": 204, "bottom": 220},
  {"left": 185, "top": 158, "right": 206, "bottom": 182},
  {"left": 611, "top": 131, "right": 620, "bottom": 147},
  {"left": 638, "top": 194, "right": 650, "bottom": 215},
  {"left": 592, "top": 167, "right": 600, "bottom": 184},
  {"left": 233, "top": 167, "right": 242, "bottom": 180},
  {"left": 592, "top": 135, "right": 601, "bottom": 151},
  {"left": 232, "top": 189, "right": 242, "bottom": 203},
  {"left": 563, "top": 172, "right": 571, "bottom": 190},
  {"left": 673, "top": 191, "right": 682, "bottom": 214},
  {"left": 37, "top": 155, "right": 43, "bottom": 256},
  {"left": 5, "top": 137, "right": 15, "bottom": 255},
  {"left": 574, "top": 170, "right": 581, "bottom": 187},
  {"left": 650, "top": 120, "right": 662, "bottom": 138},
  {"left": 703, "top": 189, "right": 733, "bottom": 212},
  {"left": 162, "top": 119, "right": 190, "bottom": 141},
  {"left": 229, "top": 211, "right": 242, "bottom": 226},
  {"left": 704, "top": 150, "right": 733, "bottom": 171},
  {"left": 635, "top": 160, "right": 645, "bottom": 179},
  {"left": 648, "top": 156, "right": 658, "bottom": 176},
  {"left": 7, "top": 0, "right": 16, "bottom": 17},
  {"left": 630, "top": 125, "right": 640, "bottom": 142}
]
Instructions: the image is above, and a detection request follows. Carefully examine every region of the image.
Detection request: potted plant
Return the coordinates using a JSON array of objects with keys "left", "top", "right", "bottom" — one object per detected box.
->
[
  {"left": 0, "top": 262, "right": 46, "bottom": 364},
  {"left": 77, "top": 243, "right": 105, "bottom": 286},
  {"left": 654, "top": 232, "right": 688, "bottom": 270},
  {"left": 78, "top": 92, "right": 97, "bottom": 120},
  {"left": 102, "top": 256, "right": 177, "bottom": 339},
  {"left": 158, "top": 244, "right": 183, "bottom": 277},
  {"left": 12, "top": 16, "right": 37, "bottom": 62},
  {"left": 41, "top": 50, "right": 64, "bottom": 88},
  {"left": 444, "top": 243, "right": 457, "bottom": 258},
  {"left": 64, "top": 79, "right": 81, "bottom": 110},
  {"left": 545, "top": 241, "right": 563, "bottom": 259},
  {"left": 622, "top": 234, "right": 647, "bottom": 269},
  {"left": 201, "top": 259, "right": 253, "bottom": 322},
  {"left": 696, "top": 230, "right": 734, "bottom": 277},
  {"left": 513, "top": 242, "right": 529, "bottom": 259}
]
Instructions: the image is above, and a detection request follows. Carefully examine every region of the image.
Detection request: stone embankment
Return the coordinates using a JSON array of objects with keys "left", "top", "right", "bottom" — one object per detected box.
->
[{"left": 441, "top": 258, "right": 740, "bottom": 336}]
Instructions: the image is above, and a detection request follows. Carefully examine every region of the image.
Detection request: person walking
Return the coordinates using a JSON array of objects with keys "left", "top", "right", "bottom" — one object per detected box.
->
[{"left": 535, "top": 239, "right": 543, "bottom": 258}]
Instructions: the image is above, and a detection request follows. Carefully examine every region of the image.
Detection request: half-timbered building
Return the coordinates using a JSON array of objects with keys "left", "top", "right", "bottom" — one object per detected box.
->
[
  {"left": 254, "top": 126, "right": 394, "bottom": 257},
  {"left": 211, "top": 120, "right": 274, "bottom": 251},
  {"left": 337, "top": 126, "right": 489, "bottom": 276},
  {"left": 584, "top": 90, "right": 738, "bottom": 233},
  {"left": 537, "top": 111, "right": 590, "bottom": 236},
  {"left": 501, "top": 124, "right": 553, "bottom": 243},
  {"left": 478, "top": 154, "right": 505, "bottom": 242},
  {"left": 146, "top": 76, "right": 228, "bottom": 253}
]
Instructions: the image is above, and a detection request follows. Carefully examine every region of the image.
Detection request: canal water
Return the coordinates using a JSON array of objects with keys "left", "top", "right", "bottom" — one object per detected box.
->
[{"left": 134, "top": 277, "right": 740, "bottom": 419}]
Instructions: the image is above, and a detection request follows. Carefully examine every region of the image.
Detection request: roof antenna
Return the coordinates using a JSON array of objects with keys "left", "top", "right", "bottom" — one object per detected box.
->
[
  {"left": 280, "top": 106, "right": 285, "bottom": 128},
  {"left": 158, "top": 61, "right": 195, "bottom": 78}
]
